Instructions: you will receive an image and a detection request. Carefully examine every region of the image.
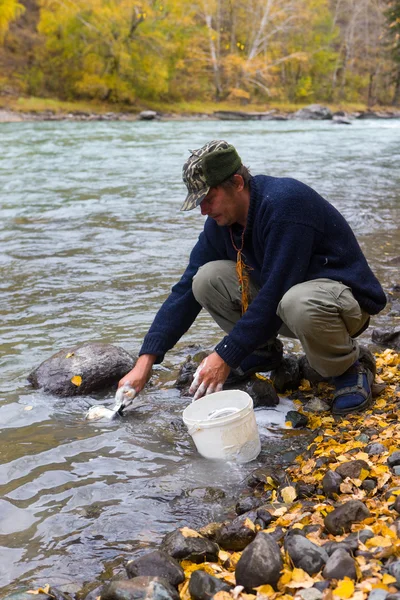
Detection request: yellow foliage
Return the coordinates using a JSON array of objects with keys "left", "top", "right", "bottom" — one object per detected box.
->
[
  {"left": 71, "top": 375, "right": 82, "bottom": 386},
  {"left": 332, "top": 578, "right": 355, "bottom": 599}
]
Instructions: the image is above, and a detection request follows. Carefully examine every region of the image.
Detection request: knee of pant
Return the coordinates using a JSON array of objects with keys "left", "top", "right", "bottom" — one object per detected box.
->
[
  {"left": 192, "top": 263, "right": 215, "bottom": 305},
  {"left": 279, "top": 289, "right": 321, "bottom": 333}
]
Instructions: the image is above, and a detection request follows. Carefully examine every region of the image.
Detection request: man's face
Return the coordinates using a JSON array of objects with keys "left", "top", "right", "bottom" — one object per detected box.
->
[{"left": 199, "top": 185, "right": 240, "bottom": 226}]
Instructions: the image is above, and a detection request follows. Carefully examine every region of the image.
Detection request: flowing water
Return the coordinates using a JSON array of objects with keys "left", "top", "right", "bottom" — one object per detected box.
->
[{"left": 0, "top": 119, "right": 399, "bottom": 595}]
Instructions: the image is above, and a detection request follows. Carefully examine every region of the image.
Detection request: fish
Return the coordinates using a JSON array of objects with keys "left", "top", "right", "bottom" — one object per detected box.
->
[{"left": 85, "top": 384, "right": 146, "bottom": 421}]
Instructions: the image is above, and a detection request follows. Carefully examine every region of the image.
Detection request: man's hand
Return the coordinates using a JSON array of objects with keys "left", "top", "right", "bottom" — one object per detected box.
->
[
  {"left": 189, "top": 351, "right": 230, "bottom": 401},
  {"left": 118, "top": 354, "right": 157, "bottom": 394}
]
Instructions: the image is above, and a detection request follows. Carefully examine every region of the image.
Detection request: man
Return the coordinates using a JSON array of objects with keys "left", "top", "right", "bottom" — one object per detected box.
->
[{"left": 119, "top": 140, "right": 386, "bottom": 414}]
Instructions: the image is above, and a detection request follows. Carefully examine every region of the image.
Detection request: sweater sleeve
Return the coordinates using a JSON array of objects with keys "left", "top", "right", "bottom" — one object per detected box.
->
[
  {"left": 139, "top": 223, "right": 224, "bottom": 363},
  {"left": 214, "top": 221, "right": 316, "bottom": 368}
]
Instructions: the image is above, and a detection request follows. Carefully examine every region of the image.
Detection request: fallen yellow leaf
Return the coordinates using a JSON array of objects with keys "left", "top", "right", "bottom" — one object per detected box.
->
[
  {"left": 65, "top": 352, "right": 74, "bottom": 358},
  {"left": 71, "top": 375, "right": 82, "bottom": 386},
  {"left": 281, "top": 485, "right": 297, "bottom": 504},
  {"left": 24, "top": 406, "right": 33, "bottom": 411},
  {"left": 366, "top": 535, "right": 392, "bottom": 548},
  {"left": 333, "top": 578, "right": 355, "bottom": 599},
  {"left": 181, "top": 527, "right": 202, "bottom": 538},
  {"left": 382, "top": 574, "right": 397, "bottom": 585}
]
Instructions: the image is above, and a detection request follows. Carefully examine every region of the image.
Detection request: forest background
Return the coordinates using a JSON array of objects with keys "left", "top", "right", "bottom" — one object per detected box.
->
[{"left": 0, "top": 0, "right": 399, "bottom": 113}]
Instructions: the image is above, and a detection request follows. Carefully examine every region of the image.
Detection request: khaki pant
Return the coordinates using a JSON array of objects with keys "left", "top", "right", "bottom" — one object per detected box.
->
[{"left": 192, "top": 260, "right": 370, "bottom": 377}]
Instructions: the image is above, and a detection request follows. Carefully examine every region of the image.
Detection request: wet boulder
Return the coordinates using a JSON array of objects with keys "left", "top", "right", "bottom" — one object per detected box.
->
[
  {"left": 215, "top": 511, "right": 258, "bottom": 550},
  {"left": 372, "top": 327, "right": 400, "bottom": 351},
  {"left": 293, "top": 104, "right": 333, "bottom": 120},
  {"left": 161, "top": 528, "right": 219, "bottom": 563},
  {"left": 27, "top": 342, "right": 136, "bottom": 396},
  {"left": 188, "top": 570, "right": 231, "bottom": 600},
  {"left": 235, "top": 532, "right": 283, "bottom": 590},
  {"left": 322, "top": 548, "right": 357, "bottom": 580},
  {"left": 139, "top": 110, "right": 158, "bottom": 120},
  {"left": 324, "top": 500, "right": 371, "bottom": 535},
  {"left": 101, "top": 577, "right": 179, "bottom": 600},
  {"left": 284, "top": 531, "right": 328, "bottom": 575},
  {"left": 235, "top": 496, "right": 264, "bottom": 515},
  {"left": 126, "top": 550, "right": 184, "bottom": 587},
  {"left": 243, "top": 378, "right": 279, "bottom": 407},
  {"left": 270, "top": 354, "right": 301, "bottom": 393}
]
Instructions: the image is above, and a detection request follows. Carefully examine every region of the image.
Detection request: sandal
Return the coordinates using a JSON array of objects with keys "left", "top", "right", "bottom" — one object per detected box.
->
[{"left": 331, "top": 361, "right": 374, "bottom": 415}]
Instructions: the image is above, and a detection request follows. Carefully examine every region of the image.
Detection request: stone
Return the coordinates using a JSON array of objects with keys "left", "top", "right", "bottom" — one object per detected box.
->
[
  {"left": 256, "top": 507, "right": 273, "bottom": 527},
  {"left": 322, "top": 470, "right": 343, "bottom": 498},
  {"left": 243, "top": 378, "right": 280, "bottom": 407},
  {"left": 394, "top": 466, "right": 400, "bottom": 476},
  {"left": 389, "top": 560, "right": 400, "bottom": 584},
  {"left": 298, "top": 590, "right": 323, "bottom": 600},
  {"left": 372, "top": 327, "right": 400, "bottom": 351},
  {"left": 313, "top": 581, "right": 331, "bottom": 592},
  {"left": 126, "top": 550, "right": 184, "bottom": 587},
  {"left": 298, "top": 355, "right": 329, "bottom": 383},
  {"left": 198, "top": 522, "right": 224, "bottom": 539},
  {"left": 236, "top": 496, "right": 264, "bottom": 515},
  {"left": 161, "top": 528, "right": 219, "bottom": 563},
  {"left": 2, "top": 594, "right": 53, "bottom": 600},
  {"left": 362, "top": 479, "right": 377, "bottom": 492},
  {"left": 388, "top": 452, "right": 400, "bottom": 467},
  {"left": 366, "top": 443, "right": 385, "bottom": 456},
  {"left": 297, "top": 483, "right": 317, "bottom": 498},
  {"left": 332, "top": 116, "right": 352, "bottom": 125},
  {"left": 188, "top": 570, "right": 231, "bottom": 600},
  {"left": 175, "top": 356, "right": 198, "bottom": 391},
  {"left": 235, "top": 532, "right": 283, "bottom": 590},
  {"left": 386, "top": 595, "right": 400, "bottom": 600},
  {"left": 322, "top": 548, "right": 357, "bottom": 580},
  {"left": 286, "top": 410, "right": 308, "bottom": 428},
  {"left": 355, "top": 434, "right": 370, "bottom": 443},
  {"left": 335, "top": 460, "right": 370, "bottom": 480},
  {"left": 215, "top": 512, "right": 258, "bottom": 550},
  {"left": 323, "top": 537, "right": 359, "bottom": 556},
  {"left": 305, "top": 398, "right": 330, "bottom": 413},
  {"left": 347, "top": 529, "right": 374, "bottom": 544},
  {"left": 270, "top": 355, "right": 301, "bottom": 393},
  {"left": 27, "top": 342, "right": 135, "bottom": 396},
  {"left": 100, "top": 577, "right": 180, "bottom": 600},
  {"left": 368, "top": 590, "right": 389, "bottom": 600},
  {"left": 139, "top": 110, "right": 158, "bottom": 120},
  {"left": 293, "top": 104, "right": 333, "bottom": 120},
  {"left": 284, "top": 531, "right": 328, "bottom": 575},
  {"left": 324, "top": 500, "right": 371, "bottom": 535},
  {"left": 394, "top": 497, "right": 400, "bottom": 514}
]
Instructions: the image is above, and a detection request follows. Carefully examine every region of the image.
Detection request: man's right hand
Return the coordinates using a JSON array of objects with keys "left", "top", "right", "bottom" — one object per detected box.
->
[{"left": 118, "top": 354, "right": 157, "bottom": 394}]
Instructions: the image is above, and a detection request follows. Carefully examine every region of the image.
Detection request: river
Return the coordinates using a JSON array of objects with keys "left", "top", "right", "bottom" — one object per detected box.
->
[{"left": 0, "top": 119, "right": 399, "bottom": 596}]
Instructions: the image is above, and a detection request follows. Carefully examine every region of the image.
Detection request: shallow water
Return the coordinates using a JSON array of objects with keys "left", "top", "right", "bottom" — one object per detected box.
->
[{"left": 0, "top": 119, "right": 399, "bottom": 595}]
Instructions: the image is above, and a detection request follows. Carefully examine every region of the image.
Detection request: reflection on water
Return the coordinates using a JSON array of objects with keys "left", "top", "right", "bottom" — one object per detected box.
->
[{"left": 0, "top": 119, "right": 399, "bottom": 594}]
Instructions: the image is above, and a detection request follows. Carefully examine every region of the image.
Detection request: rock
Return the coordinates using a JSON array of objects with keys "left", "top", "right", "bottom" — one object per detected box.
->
[
  {"left": 324, "top": 500, "right": 371, "bottom": 535},
  {"left": 297, "top": 482, "right": 317, "bottom": 498},
  {"left": 2, "top": 594, "right": 53, "bottom": 600},
  {"left": 139, "top": 110, "right": 158, "bottom": 120},
  {"left": 305, "top": 398, "right": 330, "bottom": 413},
  {"left": 175, "top": 356, "right": 197, "bottom": 391},
  {"left": 188, "top": 570, "right": 231, "bottom": 600},
  {"left": 347, "top": 529, "right": 374, "bottom": 544},
  {"left": 286, "top": 410, "right": 308, "bottom": 428},
  {"left": 293, "top": 104, "right": 333, "bottom": 120},
  {"left": 369, "top": 590, "right": 389, "bottom": 600},
  {"left": 284, "top": 532, "right": 328, "bottom": 575},
  {"left": 323, "top": 536, "right": 359, "bottom": 556},
  {"left": 394, "top": 466, "right": 400, "bottom": 476},
  {"left": 236, "top": 496, "right": 264, "bottom": 515},
  {"left": 126, "top": 550, "right": 184, "bottom": 587},
  {"left": 256, "top": 507, "right": 273, "bottom": 526},
  {"left": 393, "top": 497, "right": 400, "bottom": 514},
  {"left": 366, "top": 443, "right": 385, "bottom": 456},
  {"left": 322, "top": 470, "right": 343, "bottom": 498},
  {"left": 388, "top": 452, "right": 400, "bottom": 467},
  {"left": 100, "top": 577, "right": 180, "bottom": 600},
  {"left": 27, "top": 342, "right": 135, "bottom": 396},
  {"left": 372, "top": 327, "right": 400, "bottom": 351},
  {"left": 48, "top": 589, "right": 75, "bottom": 600},
  {"left": 243, "top": 378, "right": 280, "bottom": 407},
  {"left": 298, "top": 589, "right": 323, "bottom": 600},
  {"left": 215, "top": 512, "right": 258, "bottom": 550},
  {"left": 362, "top": 479, "right": 377, "bottom": 492},
  {"left": 313, "top": 581, "right": 331, "bottom": 592},
  {"left": 235, "top": 532, "right": 283, "bottom": 590},
  {"left": 386, "top": 595, "right": 400, "bottom": 600},
  {"left": 298, "top": 355, "right": 329, "bottom": 383},
  {"left": 332, "top": 116, "right": 352, "bottom": 125},
  {"left": 161, "top": 528, "right": 219, "bottom": 563},
  {"left": 198, "top": 522, "right": 224, "bottom": 539},
  {"left": 248, "top": 467, "right": 289, "bottom": 488},
  {"left": 322, "top": 548, "right": 357, "bottom": 580},
  {"left": 389, "top": 560, "right": 400, "bottom": 584},
  {"left": 270, "top": 354, "right": 301, "bottom": 392},
  {"left": 335, "top": 460, "right": 370, "bottom": 479},
  {"left": 355, "top": 434, "right": 370, "bottom": 443}
]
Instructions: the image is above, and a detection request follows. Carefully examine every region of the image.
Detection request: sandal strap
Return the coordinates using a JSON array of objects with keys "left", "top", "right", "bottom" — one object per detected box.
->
[{"left": 333, "top": 370, "right": 368, "bottom": 401}]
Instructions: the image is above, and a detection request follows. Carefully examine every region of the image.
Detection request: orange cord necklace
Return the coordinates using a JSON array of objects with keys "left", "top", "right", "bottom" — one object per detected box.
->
[{"left": 229, "top": 227, "right": 252, "bottom": 314}]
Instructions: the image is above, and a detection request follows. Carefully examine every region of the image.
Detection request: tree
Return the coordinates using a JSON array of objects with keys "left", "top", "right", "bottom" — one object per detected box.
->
[{"left": 0, "top": 0, "right": 25, "bottom": 44}]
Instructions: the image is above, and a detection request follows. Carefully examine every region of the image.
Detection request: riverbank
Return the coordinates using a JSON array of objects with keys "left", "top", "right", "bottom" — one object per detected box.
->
[{"left": 1, "top": 97, "right": 400, "bottom": 122}]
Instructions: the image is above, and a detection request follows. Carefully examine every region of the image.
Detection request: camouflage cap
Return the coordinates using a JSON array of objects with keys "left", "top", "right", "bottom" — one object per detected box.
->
[{"left": 181, "top": 140, "right": 242, "bottom": 211}]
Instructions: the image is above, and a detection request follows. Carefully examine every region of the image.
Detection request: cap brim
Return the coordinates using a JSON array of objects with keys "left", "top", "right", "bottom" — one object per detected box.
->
[{"left": 180, "top": 186, "right": 209, "bottom": 211}]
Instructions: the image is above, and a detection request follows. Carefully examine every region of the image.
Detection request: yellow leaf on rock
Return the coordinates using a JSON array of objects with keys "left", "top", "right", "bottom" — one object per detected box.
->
[
  {"left": 255, "top": 584, "right": 275, "bottom": 595},
  {"left": 333, "top": 578, "right": 355, "bottom": 599},
  {"left": 281, "top": 485, "right": 297, "bottom": 504},
  {"left": 26, "top": 585, "right": 52, "bottom": 595},
  {"left": 382, "top": 574, "right": 397, "bottom": 585},
  {"left": 65, "top": 352, "right": 74, "bottom": 358},
  {"left": 24, "top": 406, "right": 33, "bottom": 411},
  {"left": 366, "top": 535, "right": 393, "bottom": 548},
  {"left": 71, "top": 375, "right": 82, "bottom": 386},
  {"left": 181, "top": 527, "right": 202, "bottom": 538}
]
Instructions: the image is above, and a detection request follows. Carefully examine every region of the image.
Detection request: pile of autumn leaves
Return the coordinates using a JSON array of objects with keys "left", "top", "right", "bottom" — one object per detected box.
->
[{"left": 179, "top": 349, "right": 400, "bottom": 600}]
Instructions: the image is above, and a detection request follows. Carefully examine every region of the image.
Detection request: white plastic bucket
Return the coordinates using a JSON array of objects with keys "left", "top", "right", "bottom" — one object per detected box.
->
[{"left": 182, "top": 390, "right": 261, "bottom": 463}]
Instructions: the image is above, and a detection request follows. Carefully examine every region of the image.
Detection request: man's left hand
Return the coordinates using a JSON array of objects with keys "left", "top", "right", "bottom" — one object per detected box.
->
[{"left": 189, "top": 351, "right": 230, "bottom": 400}]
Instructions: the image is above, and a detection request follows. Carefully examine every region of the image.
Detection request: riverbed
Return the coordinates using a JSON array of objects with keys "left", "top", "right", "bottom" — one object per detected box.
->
[{"left": 0, "top": 119, "right": 399, "bottom": 595}]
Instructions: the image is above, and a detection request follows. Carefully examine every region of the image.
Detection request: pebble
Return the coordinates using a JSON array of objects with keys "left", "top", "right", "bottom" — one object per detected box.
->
[
  {"left": 215, "top": 512, "right": 258, "bottom": 550},
  {"left": 298, "top": 589, "right": 323, "bottom": 600},
  {"left": 393, "top": 466, "right": 400, "bottom": 476},
  {"left": 285, "top": 410, "right": 308, "bottom": 428},
  {"left": 388, "top": 451, "right": 400, "bottom": 467},
  {"left": 322, "top": 470, "right": 343, "bottom": 498},
  {"left": 284, "top": 532, "right": 328, "bottom": 575},
  {"left": 322, "top": 548, "right": 357, "bottom": 580},
  {"left": 389, "top": 560, "right": 400, "bottom": 584},
  {"left": 126, "top": 550, "right": 184, "bottom": 587},
  {"left": 362, "top": 479, "right": 377, "bottom": 492},
  {"left": 335, "top": 460, "right": 369, "bottom": 479},
  {"left": 368, "top": 590, "right": 389, "bottom": 600},
  {"left": 235, "top": 532, "right": 283, "bottom": 590},
  {"left": 188, "top": 570, "right": 231, "bottom": 600},
  {"left": 100, "top": 577, "right": 179, "bottom": 600},
  {"left": 235, "top": 497, "right": 263, "bottom": 515},
  {"left": 161, "top": 528, "right": 219, "bottom": 563},
  {"left": 355, "top": 434, "right": 370, "bottom": 443},
  {"left": 366, "top": 443, "right": 386, "bottom": 456},
  {"left": 324, "top": 500, "right": 371, "bottom": 535}
]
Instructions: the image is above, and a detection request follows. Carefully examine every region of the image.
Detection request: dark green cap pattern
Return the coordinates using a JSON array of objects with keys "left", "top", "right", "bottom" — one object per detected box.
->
[{"left": 181, "top": 140, "right": 242, "bottom": 211}]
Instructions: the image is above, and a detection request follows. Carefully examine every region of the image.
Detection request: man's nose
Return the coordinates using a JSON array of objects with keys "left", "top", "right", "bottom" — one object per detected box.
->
[{"left": 200, "top": 199, "right": 208, "bottom": 215}]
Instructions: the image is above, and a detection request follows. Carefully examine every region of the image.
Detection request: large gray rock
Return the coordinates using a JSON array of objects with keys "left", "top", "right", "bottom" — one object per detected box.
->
[
  {"left": 188, "top": 570, "right": 231, "bottom": 600},
  {"left": 322, "top": 470, "right": 343, "bottom": 498},
  {"left": 335, "top": 460, "right": 370, "bottom": 480},
  {"left": 235, "top": 532, "right": 283, "bottom": 590},
  {"left": 244, "top": 378, "right": 280, "bottom": 407},
  {"left": 284, "top": 532, "right": 328, "bottom": 575},
  {"left": 215, "top": 511, "right": 258, "bottom": 550},
  {"left": 270, "top": 354, "right": 301, "bottom": 393},
  {"left": 236, "top": 496, "right": 264, "bottom": 515},
  {"left": 372, "top": 327, "right": 400, "bottom": 351},
  {"left": 322, "top": 548, "right": 357, "bottom": 580},
  {"left": 324, "top": 501, "right": 371, "bottom": 535},
  {"left": 101, "top": 577, "right": 179, "bottom": 600},
  {"left": 27, "top": 342, "right": 135, "bottom": 396},
  {"left": 161, "top": 528, "right": 219, "bottom": 563},
  {"left": 293, "top": 104, "right": 333, "bottom": 120},
  {"left": 126, "top": 550, "right": 184, "bottom": 587}
]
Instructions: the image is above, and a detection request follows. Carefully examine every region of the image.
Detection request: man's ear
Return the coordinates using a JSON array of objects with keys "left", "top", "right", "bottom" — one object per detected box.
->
[{"left": 232, "top": 174, "right": 245, "bottom": 191}]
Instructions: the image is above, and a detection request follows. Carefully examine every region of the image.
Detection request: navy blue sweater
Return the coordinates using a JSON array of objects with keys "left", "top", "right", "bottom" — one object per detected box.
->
[{"left": 140, "top": 175, "right": 386, "bottom": 368}]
